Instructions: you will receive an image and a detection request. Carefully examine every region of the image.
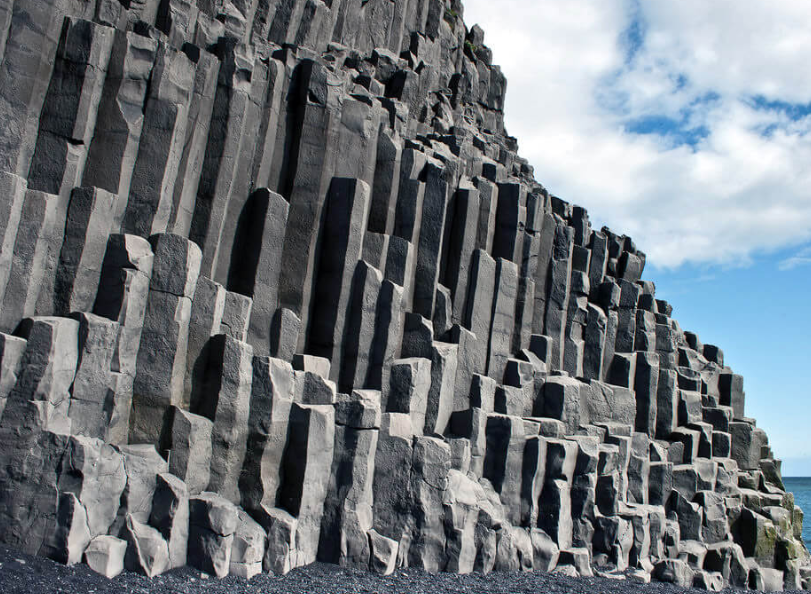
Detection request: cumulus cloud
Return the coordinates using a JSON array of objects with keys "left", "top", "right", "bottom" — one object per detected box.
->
[{"left": 461, "top": 0, "right": 811, "bottom": 268}]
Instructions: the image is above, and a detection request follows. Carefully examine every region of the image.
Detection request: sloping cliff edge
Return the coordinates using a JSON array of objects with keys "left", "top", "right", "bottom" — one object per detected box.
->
[{"left": 0, "top": 0, "right": 806, "bottom": 590}]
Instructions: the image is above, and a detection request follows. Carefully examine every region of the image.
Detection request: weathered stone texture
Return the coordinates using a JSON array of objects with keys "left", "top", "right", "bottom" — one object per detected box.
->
[{"left": 0, "top": 0, "right": 802, "bottom": 589}]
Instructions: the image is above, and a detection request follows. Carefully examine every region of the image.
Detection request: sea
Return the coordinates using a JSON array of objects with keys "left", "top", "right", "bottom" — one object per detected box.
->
[{"left": 783, "top": 477, "right": 811, "bottom": 548}]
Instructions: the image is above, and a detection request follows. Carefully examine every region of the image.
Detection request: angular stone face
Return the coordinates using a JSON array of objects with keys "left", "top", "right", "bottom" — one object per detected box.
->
[
  {"left": 186, "top": 492, "right": 238, "bottom": 578},
  {"left": 124, "top": 515, "right": 170, "bottom": 577},
  {"left": 84, "top": 535, "right": 127, "bottom": 578},
  {"left": 130, "top": 234, "right": 201, "bottom": 444},
  {"left": 0, "top": 0, "right": 801, "bottom": 590}
]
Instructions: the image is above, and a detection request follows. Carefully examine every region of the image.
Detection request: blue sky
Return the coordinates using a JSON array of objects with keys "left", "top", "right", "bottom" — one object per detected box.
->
[
  {"left": 462, "top": 0, "right": 811, "bottom": 474},
  {"left": 651, "top": 255, "right": 811, "bottom": 476}
]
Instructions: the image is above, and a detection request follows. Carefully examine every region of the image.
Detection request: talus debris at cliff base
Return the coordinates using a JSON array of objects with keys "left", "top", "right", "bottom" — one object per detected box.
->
[{"left": 0, "top": 0, "right": 807, "bottom": 591}]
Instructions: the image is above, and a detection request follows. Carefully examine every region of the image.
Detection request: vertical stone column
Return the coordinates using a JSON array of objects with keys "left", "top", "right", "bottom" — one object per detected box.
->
[
  {"left": 475, "top": 177, "right": 497, "bottom": 254},
  {"left": 582, "top": 303, "right": 607, "bottom": 381},
  {"left": 92, "top": 234, "right": 154, "bottom": 444},
  {"left": 122, "top": 44, "right": 195, "bottom": 237},
  {"left": 67, "top": 313, "right": 118, "bottom": 439},
  {"left": 445, "top": 186, "right": 479, "bottom": 325},
  {"left": 450, "top": 325, "right": 478, "bottom": 413},
  {"left": 166, "top": 407, "right": 213, "bottom": 496},
  {"left": 82, "top": 31, "right": 158, "bottom": 213},
  {"left": 634, "top": 352, "right": 659, "bottom": 437},
  {"left": 367, "top": 279, "right": 405, "bottom": 393},
  {"left": 183, "top": 276, "right": 226, "bottom": 409},
  {"left": 0, "top": 190, "right": 59, "bottom": 332},
  {"left": 0, "top": 333, "right": 26, "bottom": 420},
  {"left": 226, "top": 189, "right": 289, "bottom": 355},
  {"left": 277, "top": 60, "right": 339, "bottom": 340},
  {"left": 408, "top": 436, "right": 450, "bottom": 573},
  {"left": 492, "top": 182, "right": 526, "bottom": 265},
  {"left": 3, "top": 316, "right": 80, "bottom": 435},
  {"left": 368, "top": 129, "right": 403, "bottom": 235},
  {"left": 531, "top": 212, "right": 557, "bottom": 334},
  {"left": 318, "top": 392, "right": 380, "bottom": 568},
  {"left": 656, "top": 368, "right": 679, "bottom": 440},
  {"left": 211, "top": 53, "right": 273, "bottom": 285},
  {"left": 202, "top": 335, "right": 254, "bottom": 504},
  {"left": 27, "top": 17, "right": 114, "bottom": 197},
  {"left": 131, "top": 234, "right": 201, "bottom": 444},
  {"left": 615, "top": 279, "right": 640, "bottom": 353},
  {"left": 249, "top": 57, "right": 286, "bottom": 190},
  {"left": 487, "top": 258, "right": 518, "bottom": 382},
  {"left": 0, "top": 0, "right": 71, "bottom": 178},
  {"left": 372, "top": 412, "right": 415, "bottom": 557},
  {"left": 463, "top": 248, "right": 496, "bottom": 377},
  {"left": 332, "top": 97, "right": 382, "bottom": 190},
  {"left": 588, "top": 231, "right": 608, "bottom": 299},
  {"left": 0, "top": 173, "right": 28, "bottom": 315},
  {"left": 188, "top": 40, "right": 255, "bottom": 278},
  {"left": 169, "top": 51, "right": 220, "bottom": 236},
  {"left": 52, "top": 187, "right": 117, "bottom": 316},
  {"left": 540, "top": 439, "right": 578, "bottom": 550},
  {"left": 278, "top": 403, "right": 335, "bottom": 566},
  {"left": 388, "top": 357, "right": 431, "bottom": 432},
  {"left": 239, "top": 356, "right": 294, "bottom": 514},
  {"left": 483, "top": 414, "right": 525, "bottom": 526},
  {"left": 543, "top": 223, "right": 573, "bottom": 370},
  {"left": 412, "top": 162, "right": 449, "bottom": 320},
  {"left": 423, "top": 341, "right": 458, "bottom": 436},
  {"left": 156, "top": 0, "right": 200, "bottom": 46},
  {"left": 340, "top": 261, "right": 384, "bottom": 392},
  {"left": 522, "top": 435, "right": 547, "bottom": 528},
  {"left": 307, "top": 178, "right": 370, "bottom": 377}
]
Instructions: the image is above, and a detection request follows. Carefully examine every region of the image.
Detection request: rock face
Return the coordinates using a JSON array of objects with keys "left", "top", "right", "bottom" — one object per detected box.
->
[{"left": 0, "top": 0, "right": 807, "bottom": 590}]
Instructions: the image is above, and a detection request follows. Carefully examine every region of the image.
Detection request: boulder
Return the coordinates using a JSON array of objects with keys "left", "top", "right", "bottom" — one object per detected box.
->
[
  {"left": 368, "top": 529, "right": 398, "bottom": 575},
  {"left": 148, "top": 473, "right": 189, "bottom": 569},
  {"left": 124, "top": 515, "right": 170, "bottom": 578},
  {"left": 188, "top": 492, "right": 238, "bottom": 577},
  {"left": 84, "top": 535, "right": 127, "bottom": 579},
  {"left": 653, "top": 558, "right": 694, "bottom": 587},
  {"left": 230, "top": 510, "right": 266, "bottom": 579}
]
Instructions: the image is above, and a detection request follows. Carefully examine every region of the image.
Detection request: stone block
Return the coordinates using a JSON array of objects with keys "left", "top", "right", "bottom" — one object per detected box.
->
[
  {"left": 124, "top": 515, "right": 170, "bottom": 577},
  {"left": 149, "top": 473, "right": 189, "bottom": 569},
  {"left": 230, "top": 511, "right": 266, "bottom": 579},
  {"left": 84, "top": 536, "right": 127, "bottom": 579},
  {"left": 387, "top": 358, "right": 431, "bottom": 431},
  {"left": 540, "top": 376, "right": 583, "bottom": 434},
  {"left": 188, "top": 492, "right": 238, "bottom": 578},
  {"left": 131, "top": 234, "right": 201, "bottom": 444}
]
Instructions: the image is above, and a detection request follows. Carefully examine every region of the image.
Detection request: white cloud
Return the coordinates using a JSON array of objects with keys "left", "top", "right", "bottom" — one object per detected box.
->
[
  {"left": 461, "top": 0, "right": 811, "bottom": 269},
  {"left": 779, "top": 246, "right": 811, "bottom": 271},
  {"left": 641, "top": 1, "right": 811, "bottom": 102}
]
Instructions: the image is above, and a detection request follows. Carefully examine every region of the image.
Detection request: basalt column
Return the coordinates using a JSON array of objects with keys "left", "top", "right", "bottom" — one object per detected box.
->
[{"left": 0, "top": 0, "right": 805, "bottom": 590}]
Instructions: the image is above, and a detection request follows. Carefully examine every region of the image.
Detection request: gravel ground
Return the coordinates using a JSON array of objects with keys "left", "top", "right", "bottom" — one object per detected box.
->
[{"left": 0, "top": 544, "right": 800, "bottom": 594}]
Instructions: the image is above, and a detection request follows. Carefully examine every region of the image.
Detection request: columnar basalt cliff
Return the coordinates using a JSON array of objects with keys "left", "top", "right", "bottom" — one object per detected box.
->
[{"left": 0, "top": 0, "right": 807, "bottom": 590}]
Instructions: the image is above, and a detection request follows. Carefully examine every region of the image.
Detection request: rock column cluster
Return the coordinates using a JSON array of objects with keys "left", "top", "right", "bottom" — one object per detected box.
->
[{"left": 0, "top": 0, "right": 808, "bottom": 590}]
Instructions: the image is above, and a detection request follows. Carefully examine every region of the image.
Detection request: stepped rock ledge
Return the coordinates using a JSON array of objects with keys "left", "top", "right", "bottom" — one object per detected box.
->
[{"left": 0, "top": 0, "right": 806, "bottom": 590}]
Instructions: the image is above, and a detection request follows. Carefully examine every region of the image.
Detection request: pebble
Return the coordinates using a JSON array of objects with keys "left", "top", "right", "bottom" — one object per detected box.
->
[{"left": 0, "top": 544, "right": 804, "bottom": 594}]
